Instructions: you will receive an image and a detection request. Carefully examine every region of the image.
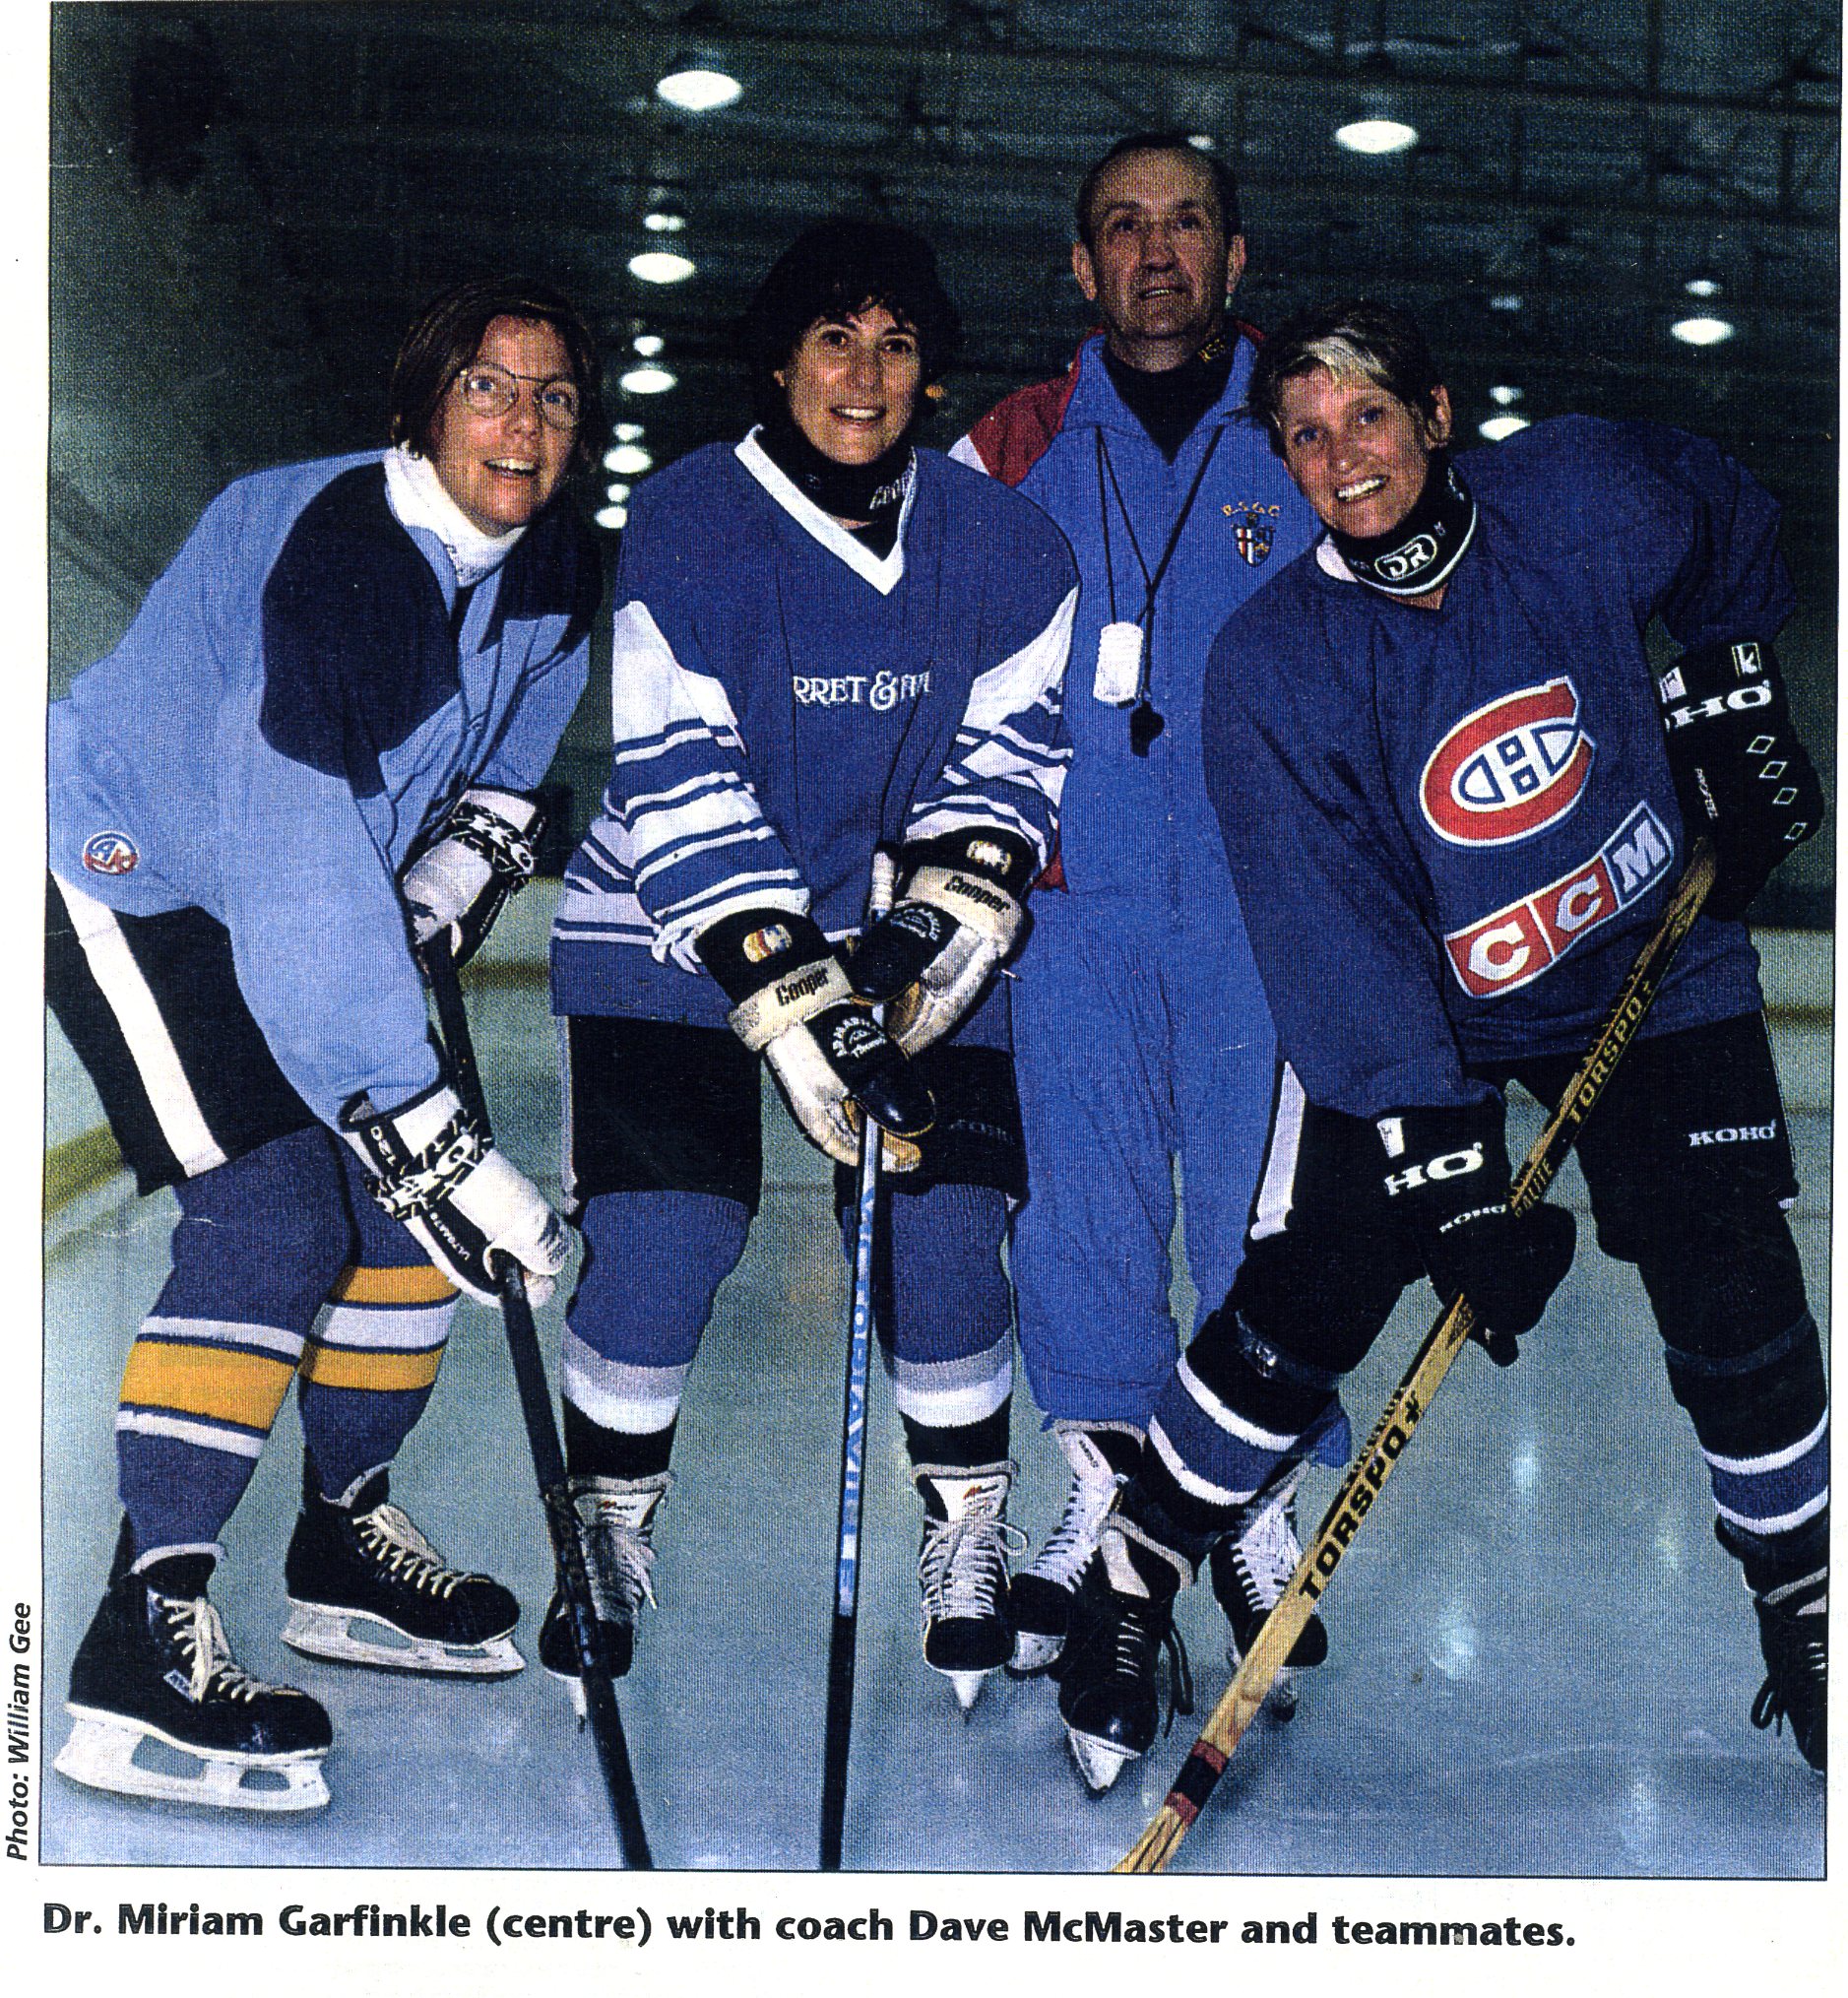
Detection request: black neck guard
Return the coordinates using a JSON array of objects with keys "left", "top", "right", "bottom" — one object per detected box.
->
[
  {"left": 758, "top": 408, "right": 914, "bottom": 526},
  {"left": 1101, "top": 335, "right": 1236, "bottom": 463},
  {"left": 1327, "top": 452, "right": 1477, "bottom": 599}
]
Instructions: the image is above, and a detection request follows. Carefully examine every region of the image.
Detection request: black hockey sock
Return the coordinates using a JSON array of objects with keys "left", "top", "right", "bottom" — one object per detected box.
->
[
  {"left": 1717, "top": 1510, "right": 1829, "bottom": 1597},
  {"left": 902, "top": 1396, "right": 1012, "bottom": 1472},
  {"left": 137, "top": 1551, "right": 216, "bottom": 1599},
  {"left": 563, "top": 1400, "right": 676, "bottom": 1481}
]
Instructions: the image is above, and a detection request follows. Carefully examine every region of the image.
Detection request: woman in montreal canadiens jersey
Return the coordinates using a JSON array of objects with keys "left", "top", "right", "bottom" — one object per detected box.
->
[
  {"left": 46, "top": 279, "right": 605, "bottom": 1812},
  {"left": 1050, "top": 297, "right": 1827, "bottom": 1795},
  {"left": 546, "top": 222, "right": 1078, "bottom": 1714}
]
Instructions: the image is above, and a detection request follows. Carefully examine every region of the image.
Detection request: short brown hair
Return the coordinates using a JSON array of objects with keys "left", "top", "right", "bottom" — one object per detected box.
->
[
  {"left": 1245, "top": 298, "right": 1445, "bottom": 457},
  {"left": 389, "top": 277, "right": 605, "bottom": 472}
]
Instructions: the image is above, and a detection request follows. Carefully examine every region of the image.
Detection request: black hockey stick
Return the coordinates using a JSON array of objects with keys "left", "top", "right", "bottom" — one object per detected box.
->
[
  {"left": 1118, "top": 839, "right": 1718, "bottom": 1873},
  {"left": 819, "top": 849, "right": 899, "bottom": 1872},
  {"left": 421, "top": 941, "right": 654, "bottom": 1870}
]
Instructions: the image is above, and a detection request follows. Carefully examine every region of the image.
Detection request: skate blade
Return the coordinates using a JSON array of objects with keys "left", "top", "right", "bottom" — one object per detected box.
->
[
  {"left": 542, "top": 1662, "right": 590, "bottom": 1722},
  {"left": 56, "top": 1710, "right": 329, "bottom": 1814},
  {"left": 1007, "top": 1631, "right": 1063, "bottom": 1678},
  {"left": 1065, "top": 1724, "right": 1137, "bottom": 1793},
  {"left": 283, "top": 1602, "right": 524, "bottom": 1677},
  {"left": 933, "top": 1665, "right": 996, "bottom": 1712}
]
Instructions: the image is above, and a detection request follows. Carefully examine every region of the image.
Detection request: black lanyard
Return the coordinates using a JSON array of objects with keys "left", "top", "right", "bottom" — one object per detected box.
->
[{"left": 1096, "top": 424, "right": 1225, "bottom": 752}]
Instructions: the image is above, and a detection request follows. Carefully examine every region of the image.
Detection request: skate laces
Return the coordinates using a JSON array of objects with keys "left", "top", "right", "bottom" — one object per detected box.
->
[
  {"left": 577, "top": 1489, "right": 663, "bottom": 1619},
  {"left": 1750, "top": 1569, "right": 1827, "bottom": 1737},
  {"left": 1228, "top": 1473, "right": 1306, "bottom": 1612},
  {"left": 354, "top": 1503, "right": 478, "bottom": 1598},
  {"left": 1103, "top": 1593, "right": 1195, "bottom": 1735},
  {"left": 920, "top": 1484, "right": 1026, "bottom": 1623},
  {"left": 158, "top": 1595, "right": 281, "bottom": 1706},
  {"left": 1025, "top": 1458, "right": 1122, "bottom": 1589}
]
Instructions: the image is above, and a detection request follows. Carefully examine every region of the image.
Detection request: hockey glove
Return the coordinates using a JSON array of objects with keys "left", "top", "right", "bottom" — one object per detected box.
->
[
  {"left": 341, "top": 1081, "right": 572, "bottom": 1308},
  {"left": 697, "top": 909, "right": 934, "bottom": 1168},
  {"left": 401, "top": 788, "right": 544, "bottom": 970},
  {"left": 1657, "top": 638, "right": 1822, "bottom": 922},
  {"left": 847, "top": 828, "right": 1036, "bottom": 1055},
  {"left": 1376, "top": 1101, "right": 1577, "bottom": 1366}
]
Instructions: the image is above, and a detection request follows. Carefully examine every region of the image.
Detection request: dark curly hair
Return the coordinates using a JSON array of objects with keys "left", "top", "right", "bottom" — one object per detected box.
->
[
  {"left": 389, "top": 276, "right": 605, "bottom": 474},
  {"left": 739, "top": 219, "right": 963, "bottom": 424},
  {"left": 1245, "top": 298, "right": 1446, "bottom": 458}
]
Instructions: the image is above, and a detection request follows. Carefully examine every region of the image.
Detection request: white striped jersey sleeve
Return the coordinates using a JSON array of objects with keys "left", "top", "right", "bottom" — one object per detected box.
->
[
  {"left": 554, "top": 597, "right": 807, "bottom": 970},
  {"left": 905, "top": 584, "right": 1076, "bottom": 867}
]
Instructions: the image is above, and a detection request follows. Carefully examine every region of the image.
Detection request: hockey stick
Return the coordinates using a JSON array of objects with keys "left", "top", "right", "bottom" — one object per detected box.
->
[
  {"left": 1117, "top": 839, "right": 1718, "bottom": 1874},
  {"left": 421, "top": 941, "right": 654, "bottom": 1871},
  {"left": 819, "top": 847, "right": 899, "bottom": 1872}
]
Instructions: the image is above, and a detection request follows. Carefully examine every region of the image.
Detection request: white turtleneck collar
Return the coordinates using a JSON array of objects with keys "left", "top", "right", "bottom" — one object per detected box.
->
[{"left": 384, "top": 442, "right": 529, "bottom": 588}]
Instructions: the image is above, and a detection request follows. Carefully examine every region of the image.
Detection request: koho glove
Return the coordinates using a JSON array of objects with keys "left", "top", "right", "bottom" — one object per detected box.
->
[
  {"left": 847, "top": 828, "right": 1036, "bottom": 1055},
  {"left": 401, "top": 788, "right": 543, "bottom": 969},
  {"left": 1376, "top": 1100, "right": 1577, "bottom": 1366},
  {"left": 341, "top": 1081, "right": 572, "bottom": 1307},
  {"left": 1657, "top": 638, "right": 1822, "bottom": 922},
  {"left": 697, "top": 909, "right": 934, "bottom": 1167}
]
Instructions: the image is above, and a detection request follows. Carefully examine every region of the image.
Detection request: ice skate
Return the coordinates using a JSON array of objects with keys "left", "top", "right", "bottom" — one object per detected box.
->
[
  {"left": 1056, "top": 1523, "right": 1192, "bottom": 1793},
  {"left": 1206, "top": 1462, "right": 1327, "bottom": 1720},
  {"left": 1008, "top": 1427, "right": 1131, "bottom": 1677},
  {"left": 283, "top": 1467, "right": 523, "bottom": 1676},
  {"left": 1747, "top": 1565, "right": 1826, "bottom": 1773},
  {"left": 916, "top": 1462, "right": 1023, "bottom": 1710},
  {"left": 57, "top": 1547, "right": 332, "bottom": 1813},
  {"left": 538, "top": 1472, "right": 670, "bottom": 1716}
]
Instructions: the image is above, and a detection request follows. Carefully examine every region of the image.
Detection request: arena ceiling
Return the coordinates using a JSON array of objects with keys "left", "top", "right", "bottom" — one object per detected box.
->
[{"left": 51, "top": 0, "right": 1840, "bottom": 552}]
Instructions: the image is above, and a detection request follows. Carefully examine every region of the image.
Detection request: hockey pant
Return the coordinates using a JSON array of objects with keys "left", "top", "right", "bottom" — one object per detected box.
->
[
  {"left": 1009, "top": 884, "right": 1278, "bottom": 1430},
  {"left": 1128, "top": 1014, "right": 1826, "bottom": 1577},
  {"left": 46, "top": 879, "right": 458, "bottom": 1564},
  {"left": 558, "top": 1015, "right": 1025, "bottom": 1478}
]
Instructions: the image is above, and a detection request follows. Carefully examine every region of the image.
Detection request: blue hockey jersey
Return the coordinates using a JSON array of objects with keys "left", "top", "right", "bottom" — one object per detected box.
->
[
  {"left": 1201, "top": 417, "right": 1786, "bottom": 1117},
  {"left": 49, "top": 451, "right": 599, "bottom": 1124},
  {"left": 550, "top": 433, "right": 1078, "bottom": 1033}
]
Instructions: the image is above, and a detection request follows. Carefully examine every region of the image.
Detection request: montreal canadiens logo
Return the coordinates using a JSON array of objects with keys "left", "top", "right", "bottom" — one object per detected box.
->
[
  {"left": 82, "top": 830, "right": 140, "bottom": 875},
  {"left": 1419, "top": 677, "right": 1594, "bottom": 847}
]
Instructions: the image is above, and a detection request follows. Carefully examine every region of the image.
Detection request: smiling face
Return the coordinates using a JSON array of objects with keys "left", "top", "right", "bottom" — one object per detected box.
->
[
  {"left": 426, "top": 315, "right": 576, "bottom": 535},
  {"left": 776, "top": 305, "right": 923, "bottom": 467},
  {"left": 1275, "top": 367, "right": 1453, "bottom": 539},
  {"left": 1072, "top": 148, "right": 1245, "bottom": 371}
]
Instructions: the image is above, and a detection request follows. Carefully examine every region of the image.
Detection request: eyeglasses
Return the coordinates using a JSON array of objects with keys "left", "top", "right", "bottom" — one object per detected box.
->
[{"left": 454, "top": 361, "right": 582, "bottom": 430}]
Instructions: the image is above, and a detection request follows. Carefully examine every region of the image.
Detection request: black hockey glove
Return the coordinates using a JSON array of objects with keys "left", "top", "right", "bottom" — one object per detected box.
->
[
  {"left": 698, "top": 908, "right": 934, "bottom": 1168},
  {"left": 341, "top": 1080, "right": 572, "bottom": 1307},
  {"left": 401, "top": 788, "right": 544, "bottom": 970},
  {"left": 847, "top": 828, "right": 1037, "bottom": 1055},
  {"left": 1657, "top": 638, "right": 1822, "bottom": 922},
  {"left": 1376, "top": 1101, "right": 1577, "bottom": 1366}
]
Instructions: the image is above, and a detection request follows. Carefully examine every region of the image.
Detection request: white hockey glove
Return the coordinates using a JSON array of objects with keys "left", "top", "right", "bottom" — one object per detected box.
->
[
  {"left": 341, "top": 1081, "right": 572, "bottom": 1307},
  {"left": 696, "top": 910, "right": 934, "bottom": 1168},
  {"left": 846, "top": 829, "right": 1036, "bottom": 1054},
  {"left": 401, "top": 789, "right": 543, "bottom": 970}
]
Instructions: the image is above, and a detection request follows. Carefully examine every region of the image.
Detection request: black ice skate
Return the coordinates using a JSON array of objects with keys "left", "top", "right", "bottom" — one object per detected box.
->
[
  {"left": 1207, "top": 1463, "right": 1327, "bottom": 1721},
  {"left": 538, "top": 1472, "right": 670, "bottom": 1715},
  {"left": 56, "top": 1543, "right": 332, "bottom": 1814},
  {"left": 283, "top": 1467, "right": 523, "bottom": 1677},
  {"left": 1008, "top": 1428, "right": 1131, "bottom": 1677},
  {"left": 1056, "top": 1523, "right": 1193, "bottom": 1793},
  {"left": 1748, "top": 1567, "right": 1826, "bottom": 1773},
  {"left": 916, "top": 1462, "right": 1023, "bottom": 1710}
]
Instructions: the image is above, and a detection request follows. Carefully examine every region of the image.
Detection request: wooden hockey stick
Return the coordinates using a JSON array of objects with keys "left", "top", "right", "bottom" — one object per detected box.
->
[
  {"left": 820, "top": 848, "right": 899, "bottom": 1872},
  {"left": 1117, "top": 839, "right": 1718, "bottom": 1874},
  {"left": 422, "top": 941, "right": 654, "bottom": 1871}
]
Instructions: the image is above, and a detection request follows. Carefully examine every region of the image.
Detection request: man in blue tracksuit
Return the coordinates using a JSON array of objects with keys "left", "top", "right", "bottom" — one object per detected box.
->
[{"left": 952, "top": 133, "right": 1322, "bottom": 1681}]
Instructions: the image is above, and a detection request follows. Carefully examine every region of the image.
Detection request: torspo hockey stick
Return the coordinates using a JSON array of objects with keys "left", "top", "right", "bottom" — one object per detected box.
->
[
  {"left": 819, "top": 847, "right": 899, "bottom": 1872},
  {"left": 422, "top": 941, "right": 654, "bottom": 1871},
  {"left": 1117, "top": 839, "right": 1717, "bottom": 1875}
]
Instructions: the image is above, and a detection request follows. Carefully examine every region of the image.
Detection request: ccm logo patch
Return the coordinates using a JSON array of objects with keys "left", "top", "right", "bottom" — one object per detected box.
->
[
  {"left": 1444, "top": 803, "right": 1674, "bottom": 999},
  {"left": 1420, "top": 677, "right": 1594, "bottom": 846}
]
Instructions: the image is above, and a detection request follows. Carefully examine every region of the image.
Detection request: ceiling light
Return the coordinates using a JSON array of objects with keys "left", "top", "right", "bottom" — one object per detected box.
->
[
  {"left": 605, "top": 482, "right": 631, "bottom": 502},
  {"left": 1489, "top": 292, "right": 1523, "bottom": 313},
  {"left": 605, "top": 444, "right": 654, "bottom": 476},
  {"left": 612, "top": 423, "right": 645, "bottom": 443},
  {"left": 643, "top": 210, "right": 687, "bottom": 234},
  {"left": 1671, "top": 314, "right": 1734, "bottom": 347},
  {"left": 1334, "top": 118, "right": 1419, "bottom": 156},
  {"left": 619, "top": 364, "right": 677, "bottom": 395},
  {"left": 1683, "top": 275, "right": 1722, "bottom": 298},
  {"left": 629, "top": 250, "right": 695, "bottom": 286},
  {"left": 1479, "top": 415, "right": 1530, "bottom": 441},
  {"left": 1186, "top": 134, "right": 1214, "bottom": 151},
  {"left": 656, "top": 66, "right": 741, "bottom": 113},
  {"left": 631, "top": 334, "right": 665, "bottom": 356},
  {"left": 1490, "top": 384, "right": 1523, "bottom": 407},
  {"left": 595, "top": 504, "right": 630, "bottom": 531}
]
